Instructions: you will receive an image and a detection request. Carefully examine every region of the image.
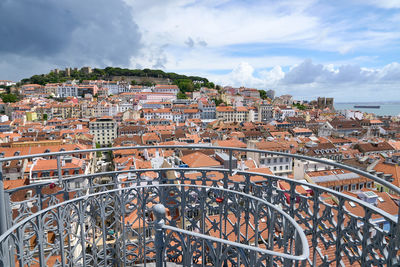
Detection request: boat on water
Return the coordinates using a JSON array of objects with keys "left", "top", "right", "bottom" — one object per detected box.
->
[{"left": 354, "top": 105, "right": 380, "bottom": 109}]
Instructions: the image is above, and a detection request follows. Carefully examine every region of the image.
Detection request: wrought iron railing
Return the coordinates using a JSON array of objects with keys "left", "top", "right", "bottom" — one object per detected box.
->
[
  {"left": 0, "top": 145, "right": 399, "bottom": 266},
  {"left": 0, "top": 183, "right": 309, "bottom": 266}
]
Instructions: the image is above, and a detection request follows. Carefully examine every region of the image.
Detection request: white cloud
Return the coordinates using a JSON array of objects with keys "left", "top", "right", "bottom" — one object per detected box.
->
[
  {"left": 127, "top": 0, "right": 321, "bottom": 48},
  {"left": 259, "top": 66, "right": 285, "bottom": 85},
  {"left": 209, "top": 60, "right": 400, "bottom": 101},
  {"left": 124, "top": 0, "right": 400, "bottom": 80},
  {"left": 228, "top": 62, "right": 268, "bottom": 88}
]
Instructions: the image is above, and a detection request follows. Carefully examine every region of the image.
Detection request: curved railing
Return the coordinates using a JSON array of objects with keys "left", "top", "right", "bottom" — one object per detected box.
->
[
  {"left": 0, "top": 184, "right": 309, "bottom": 266},
  {"left": 0, "top": 145, "right": 399, "bottom": 266}
]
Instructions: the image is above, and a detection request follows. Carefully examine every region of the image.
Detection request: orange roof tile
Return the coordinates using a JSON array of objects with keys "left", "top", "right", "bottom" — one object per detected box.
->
[{"left": 181, "top": 152, "right": 221, "bottom": 168}]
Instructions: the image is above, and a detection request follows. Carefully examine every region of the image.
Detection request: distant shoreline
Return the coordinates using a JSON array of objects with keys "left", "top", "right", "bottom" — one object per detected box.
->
[
  {"left": 336, "top": 101, "right": 400, "bottom": 105},
  {"left": 334, "top": 102, "right": 400, "bottom": 116}
]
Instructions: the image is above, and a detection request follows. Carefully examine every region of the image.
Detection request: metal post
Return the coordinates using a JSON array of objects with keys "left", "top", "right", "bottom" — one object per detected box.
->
[
  {"left": 0, "top": 158, "right": 10, "bottom": 267},
  {"left": 229, "top": 150, "right": 233, "bottom": 176},
  {"left": 153, "top": 204, "right": 166, "bottom": 267},
  {"left": 57, "top": 155, "right": 62, "bottom": 185},
  {"left": 0, "top": 159, "right": 7, "bottom": 235}
]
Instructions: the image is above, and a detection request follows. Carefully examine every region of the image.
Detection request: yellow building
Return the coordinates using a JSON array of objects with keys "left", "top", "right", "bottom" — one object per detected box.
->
[
  {"left": 11, "top": 140, "right": 63, "bottom": 148},
  {"left": 26, "top": 112, "right": 38, "bottom": 121}
]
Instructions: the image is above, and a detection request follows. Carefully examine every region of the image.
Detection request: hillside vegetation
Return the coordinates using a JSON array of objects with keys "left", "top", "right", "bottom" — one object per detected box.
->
[{"left": 21, "top": 67, "right": 215, "bottom": 93}]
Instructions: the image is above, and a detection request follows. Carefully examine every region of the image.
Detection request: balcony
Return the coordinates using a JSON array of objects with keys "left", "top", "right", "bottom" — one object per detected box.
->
[{"left": 0, "top": 146, "right": 399, "bottom": 266}]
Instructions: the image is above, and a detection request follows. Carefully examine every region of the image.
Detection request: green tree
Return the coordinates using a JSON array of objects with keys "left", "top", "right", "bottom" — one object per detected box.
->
[
  {"left": 259, "top": 90, "right": 267, "bottom": 100},
  {"left": 43, "top": 114, "right": 48, "bottom": 120},
  {"left": 96, "top": 143, "right": 102, "bottom": 157},
  {"left": 174, "top": 79, "right": 195, "bottom": 93},
  {"left": 0, "top": 93, "right": 18, "bottom": 103},
  {"left": 212, "top": 98, "right": 225, "bottom": 106},
  {"left": 0, "top": 85, "right": 11, "bottom": 94},
  {"left": 293, "top": 103, "right": 306, "bottom": 110},
  {"left": 177, "top": 92, "right": 188, "bottom": 99}
]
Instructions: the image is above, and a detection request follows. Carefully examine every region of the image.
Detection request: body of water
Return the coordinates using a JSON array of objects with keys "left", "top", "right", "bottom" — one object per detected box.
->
[{"left": 334, "top": 102, "right": 400, "bottom": 117}]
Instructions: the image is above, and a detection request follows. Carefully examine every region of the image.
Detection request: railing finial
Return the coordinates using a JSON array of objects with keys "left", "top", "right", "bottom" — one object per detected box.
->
[{"left": 153, "top": 203, "right": 166, "bottom": 267}]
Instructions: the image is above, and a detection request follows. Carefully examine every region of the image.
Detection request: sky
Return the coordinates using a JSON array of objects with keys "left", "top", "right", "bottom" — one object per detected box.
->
[{"left": 1, "top": 0, "right": 400, "bottom": 102}]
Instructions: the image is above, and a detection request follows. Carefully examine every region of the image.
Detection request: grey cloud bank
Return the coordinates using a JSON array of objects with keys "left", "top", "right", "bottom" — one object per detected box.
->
[{"left": 0, "top": 0, "right": 142, "bottom": 80}]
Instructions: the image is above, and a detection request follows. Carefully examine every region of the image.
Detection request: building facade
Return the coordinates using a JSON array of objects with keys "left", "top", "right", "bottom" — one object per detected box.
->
[{"left": 89, "top": 117, "right": 118, "bottom": 146}]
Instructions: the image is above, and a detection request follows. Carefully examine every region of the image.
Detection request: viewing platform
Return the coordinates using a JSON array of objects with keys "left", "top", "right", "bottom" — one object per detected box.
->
[{"left": 0, "top": 146, "right": 399, "bottom": 266}]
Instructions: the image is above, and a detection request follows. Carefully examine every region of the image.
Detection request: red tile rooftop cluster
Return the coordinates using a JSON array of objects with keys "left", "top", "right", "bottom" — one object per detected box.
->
[{"left": 1, "top": 79, "right": 400, "bottom": 216}]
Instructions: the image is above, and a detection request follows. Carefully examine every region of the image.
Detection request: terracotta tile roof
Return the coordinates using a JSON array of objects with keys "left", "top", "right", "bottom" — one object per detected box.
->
[
  {"left": 4, "top": 178, "right": 29, "bottom": 190},
  {"left": 356, "top": 142, "right": 395, "bottom": 153},
  {"left": 291, "top": 127, "right": 312, "bottom": 133},
  {"left": 214, "top": 138, "right": 246, "bottom": 148},
  {"left": 342, "top": 189, "right": 399, "bottom": 218},
  {"left": 388, "top": 140, "right": 400, "bottom": 151},
  {"left": 0, "top": 144, "right": 90, "bottom": 158},
  {"left": 373, "top": 161, "right": 400, "bottom": 187},
  {"left": 31, "top": 158, "right": 85, "bottom": 172},
  {"left": 181, "top": 152, "right": 221, "bottom": 168},
  {"left": 216, "top": 106, "right": 234, "bottom": 112},
  {"left": 255, "top": 140, "right": 291, "bottom": 151}
]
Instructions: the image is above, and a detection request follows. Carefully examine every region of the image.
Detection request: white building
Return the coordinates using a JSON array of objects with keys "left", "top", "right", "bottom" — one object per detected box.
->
[
  {"left": 95, "top": 101, "right": 119, "bottom": 117},
  {"left": 199, "top": 101, "right": 216, "bottom": 119},
  {"left": 145, "top": 92, "right": 177, "bottom": 103},
  {"left": 0, "top": 80, "right": 16, "bottom": 86},
  {"left": 293, "top": 158, "right": 334, "bottom": 180},
  {"left": 89, "top": 117, "right": 118, "bottom": 146},
  {"left": 153, "top": 85, "right": 179, "bottom": 95},
  {"left": 100, "top": 81, "right": 129, "bottom": 95},
  {"left": 257, "top": 101, "right": 273, "bottom": 122},
  {"left": 0, "top": 114, "right": 9, "bottom": 123},
  {"left": 119, "top": 103, "right": 134, "bottom": 113},
  {"left": 56, "top": 84, "right": 78, "bottom": 98},
  {"left": 278, "top": 107, "right": 296, "bottom": 120},
  {"left": 247, "top": 140, "right": 293, "bottom": 176}
]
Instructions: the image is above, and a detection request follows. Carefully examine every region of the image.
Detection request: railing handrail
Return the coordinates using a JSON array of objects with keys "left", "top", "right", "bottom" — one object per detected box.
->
[
  {"left": 5, "top": 167, "right": 397, "bottom": 224},
  {"left": 162, "top": 225, "right": 304, "bottom": 261},
  {"left": 0, "top": 183, "right": 310, "bottom": 261},
  {"left": 1, "top": 145, "right": 399, "bottom": 195}
]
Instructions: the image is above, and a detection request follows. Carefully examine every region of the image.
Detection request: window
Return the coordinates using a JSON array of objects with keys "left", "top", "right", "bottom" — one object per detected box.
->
[
  {"left": 273, "top": 166, "right": 277, "bottom": 171},
  {"left": 274, "top": 158, "right": 277, "bottom": 163},
  {"left": 351, "top": 184, "right": 356, "bottom": 191},
  {"left": 280, "top": 158, "right": 283, "bottom": 163}
]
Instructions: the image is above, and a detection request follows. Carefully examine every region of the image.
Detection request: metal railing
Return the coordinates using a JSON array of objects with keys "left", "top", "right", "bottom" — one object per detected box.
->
[
  {"left": 0, "top": 184, "right": 309, "bottom": 266},
  {"left": 0, "top": 145, "right": 399, "bottom": 266}
]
